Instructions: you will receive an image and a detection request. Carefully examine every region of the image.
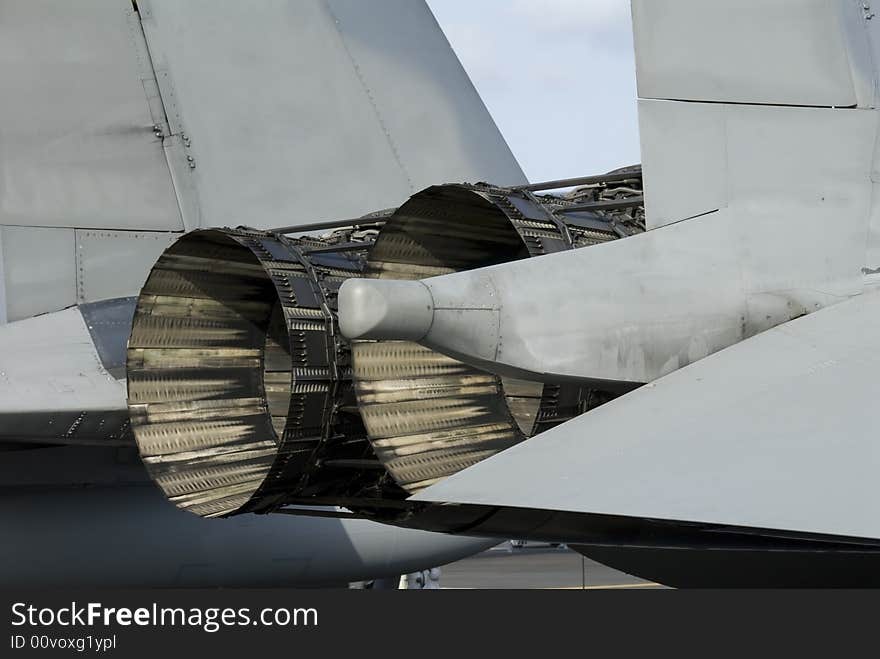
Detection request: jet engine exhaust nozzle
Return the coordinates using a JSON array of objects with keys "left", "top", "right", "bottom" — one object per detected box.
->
[{"left": 125, "top": 176, "right": 642, "bottom": 518}]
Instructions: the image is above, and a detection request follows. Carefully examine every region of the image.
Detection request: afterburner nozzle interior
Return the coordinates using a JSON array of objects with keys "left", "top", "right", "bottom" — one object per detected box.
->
[
  {"left": 127, "top": 229, "right": 396, "bottom": 518},
  {"left": 127, "top": 231, "right": 283, "bottom": 517}
]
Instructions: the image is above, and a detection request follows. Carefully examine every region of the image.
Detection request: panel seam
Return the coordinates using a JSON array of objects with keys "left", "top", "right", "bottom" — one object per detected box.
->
[{"left": 322, "top": 0, "right": 415, "bottom": 192}]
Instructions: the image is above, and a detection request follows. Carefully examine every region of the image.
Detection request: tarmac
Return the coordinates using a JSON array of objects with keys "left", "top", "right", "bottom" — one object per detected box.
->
[{"left": 439, "top": 543, "right": 665, "bottom": 589}]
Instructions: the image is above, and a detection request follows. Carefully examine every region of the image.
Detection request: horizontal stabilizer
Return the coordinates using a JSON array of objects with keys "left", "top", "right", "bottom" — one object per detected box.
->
[
  {"left": 413, "top": 289, "right": 880, "bottom": 542},
  {"left": 0, "top": 306, "right": 130, "bottom": 447}
]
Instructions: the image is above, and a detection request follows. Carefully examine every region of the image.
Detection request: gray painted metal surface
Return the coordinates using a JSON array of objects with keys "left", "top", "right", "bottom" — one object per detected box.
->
[
  {"left": 343, "top": 280, "right": 434, "bottom": 341},
  {"left": 323, "top": 0, "right": 523, "bottom": 187},
  {"left": 74, "top": 230, "right": 180, "bottom": 304},
  {"left": 639, "top": 101, "right": 877, "bottom": 228},
  {"left": 636, "top": 99, "right": 726, "bottom": 227},
  {"left": 0, "top": 446, "right": 494, "bottom": 586},
  {"left": 870, "top": 206, "right": 880, "bottom": 276},
  {"left": 0, "top": 307, "right": 125, "bottom": 415},
  {"left": 0, "top": 232, "right": 6, "bottom": 325},
  {"left": 79, "top": 297, "right": 138, "bottom": 379},
  {"left": 633, "top": 0, "right": 880, "bottom": 267},
  {"left": 632, "top": 0, "right": 867, "bottom": 107},
  {"left": 0, "top": 226, "right": 77, "bottom": 322},
  {"left": 412, "top": 289, "right": 880, "bottom": 541},
  {"left": 0, "top": 485, "right": 493, "bottom": 586},
  {"left": 136, "top": 0, "right": 525, "bottom": 230},
  {"left": 0, "top": 0, "right": 183, "bottom": 231}
]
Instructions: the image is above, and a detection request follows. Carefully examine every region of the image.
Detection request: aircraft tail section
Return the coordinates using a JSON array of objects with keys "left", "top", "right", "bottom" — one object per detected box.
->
[
  {"left": 632, "top": 0, "right": 880, "bottom": 279},
  {"left": 0, "top": 0, "right": 525, "bottom": 322},
  {"left": 133, "top": 0, "right": 526, "bottom": 230}
]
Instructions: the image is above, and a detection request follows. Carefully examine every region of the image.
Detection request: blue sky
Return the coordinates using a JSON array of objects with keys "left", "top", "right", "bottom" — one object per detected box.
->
[{"left": 427, "top": 0, "right": 640, "bottom": 182}]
